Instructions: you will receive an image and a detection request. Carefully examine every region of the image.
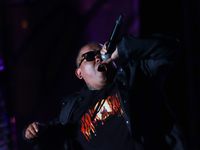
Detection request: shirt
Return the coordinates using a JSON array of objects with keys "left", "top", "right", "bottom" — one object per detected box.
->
[{"left": 71, "top": 83, "right": 135, "bottom": 150}]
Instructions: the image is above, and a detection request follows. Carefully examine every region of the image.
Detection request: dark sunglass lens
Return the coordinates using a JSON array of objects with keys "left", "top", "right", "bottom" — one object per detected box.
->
[
  {"left": 85, "top": 52, "right": 95, "bottom": 61},
  {"left": 82, "top": 50, "right": 101, "bottom": 62}
]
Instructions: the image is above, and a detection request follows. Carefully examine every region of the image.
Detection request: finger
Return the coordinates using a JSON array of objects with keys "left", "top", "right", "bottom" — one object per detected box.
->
[
  {"left": 103, "top": 42, "right": 108, "bottom": 49},
  {"left": 32, "top": 122, "right": 39, "bottom": 132},
  {"left": 102, "top": 58, "right": 112, "bottom": 64},
  {"left": 27, "top": 123, "right": 38, "bottom": 136},
  {"left": 25, "top": 128, "right": 37, "bottom": 139},
  {"left": 101, "top": 42, "right": 108, "bottom": 55},
  {"left": 101, "top": 47, "right": 107, "bottom": 55}
]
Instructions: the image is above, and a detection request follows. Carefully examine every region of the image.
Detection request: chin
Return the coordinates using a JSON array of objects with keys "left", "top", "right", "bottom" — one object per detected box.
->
[
  {"left": 100, "top": 77, "right": 108, "bottom": 83},
  {"left": 97, "top": 69, "right": 115, "bottom": 83},
  {"left": 97, "top": 76, "right": 108, "bottom": 84}
]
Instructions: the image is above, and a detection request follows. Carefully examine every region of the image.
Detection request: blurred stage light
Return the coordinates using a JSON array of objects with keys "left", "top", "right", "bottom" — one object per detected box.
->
[{"left": 21, "top": 20, "right": 28, "bottom": 29}]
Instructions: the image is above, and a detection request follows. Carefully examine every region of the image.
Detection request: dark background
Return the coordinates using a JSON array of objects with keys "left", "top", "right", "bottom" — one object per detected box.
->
[{"left": 0, "top": 0, "right": 199, "bottom": 149}]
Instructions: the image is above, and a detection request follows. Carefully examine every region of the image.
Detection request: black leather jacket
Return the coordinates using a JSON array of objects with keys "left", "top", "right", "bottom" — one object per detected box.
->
[{"left": 24, "top": 34, "right": 187, "bottom": 150}]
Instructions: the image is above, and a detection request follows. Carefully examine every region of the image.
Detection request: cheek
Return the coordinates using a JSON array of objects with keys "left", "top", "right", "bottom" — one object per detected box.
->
[{"left": 81, "top": 62, "right": 96, "bottom": 77}]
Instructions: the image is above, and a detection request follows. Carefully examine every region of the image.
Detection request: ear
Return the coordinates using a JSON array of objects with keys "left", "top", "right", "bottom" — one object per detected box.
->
[{"left": 75, "top": 68, "right": 83, "bottom": 79}]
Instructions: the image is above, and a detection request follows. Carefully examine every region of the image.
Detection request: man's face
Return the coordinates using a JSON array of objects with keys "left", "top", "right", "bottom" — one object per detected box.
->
[{"left": 75, "top": 43, "right": 117, "bottom": 90}]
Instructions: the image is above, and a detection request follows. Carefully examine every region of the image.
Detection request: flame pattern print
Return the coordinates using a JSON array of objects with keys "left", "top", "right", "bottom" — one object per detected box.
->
[{"left": 80, "top": 93, "right": 124, "bottom": 141}]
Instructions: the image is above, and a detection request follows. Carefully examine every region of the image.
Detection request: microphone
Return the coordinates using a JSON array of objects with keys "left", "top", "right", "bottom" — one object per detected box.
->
[{"left": 101, "top": 14, "right": 124, "bottom": 60}]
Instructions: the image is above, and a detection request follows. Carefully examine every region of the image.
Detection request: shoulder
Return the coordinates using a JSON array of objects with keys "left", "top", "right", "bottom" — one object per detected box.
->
[
  {"left": 61, "top": 92, "right": 81, "bottom": 106},
  {"left": 59, "top": 92, "right": 82, "bottom": 125}
]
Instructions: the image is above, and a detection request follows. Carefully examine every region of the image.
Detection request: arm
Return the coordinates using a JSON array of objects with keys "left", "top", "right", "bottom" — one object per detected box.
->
[
  {"left": 24, "top": 122, "right": 46, "bottom": 139},
  {"left": 119, "top": 34, "right": 180, "bottom": 86},
  {"left": 117, "top": 34, "right": 180, "bottom": 62},
  {"left": 23, "top": 94, "right": 79, "bottom": 149},
  {"left": 23, "top": 118, "right": 69, "bottom": 149},
  {"left": 102, "top": 34, "right": 180, "bottom": 87}
]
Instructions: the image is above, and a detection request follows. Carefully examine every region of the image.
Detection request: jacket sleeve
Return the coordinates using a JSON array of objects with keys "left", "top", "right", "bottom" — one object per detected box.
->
[
  {"left": 22, "top": 118, "right": 70, "bottom": 150},
  {"left": 116, "top": 34, "right": 180, "bottom": 87}
]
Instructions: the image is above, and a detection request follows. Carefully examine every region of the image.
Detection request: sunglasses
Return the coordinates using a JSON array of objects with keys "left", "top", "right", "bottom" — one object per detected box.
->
[{"left": 78, "top": 50, "right": 101, "bottom": 67}]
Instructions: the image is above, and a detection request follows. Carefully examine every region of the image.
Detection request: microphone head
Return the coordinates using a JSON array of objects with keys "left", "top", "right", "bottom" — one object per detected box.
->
[{"left": 101, "top": 54, "right": 110, "bottom": 60}]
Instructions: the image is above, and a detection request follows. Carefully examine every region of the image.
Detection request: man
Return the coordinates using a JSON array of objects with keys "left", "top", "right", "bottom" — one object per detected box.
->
[{"left": 23, "top": 34, "right": 186, "bottom": 150}]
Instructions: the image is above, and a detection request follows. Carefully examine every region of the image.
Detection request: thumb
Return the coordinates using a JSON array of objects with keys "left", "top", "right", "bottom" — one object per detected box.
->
[{"left": 102, "top": 57, "right": 113, "bottom": 64}]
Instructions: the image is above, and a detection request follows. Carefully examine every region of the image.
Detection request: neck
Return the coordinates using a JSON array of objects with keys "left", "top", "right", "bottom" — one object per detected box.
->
[{"left": 86, "top": 83, "right": 106, "bottom": 90}]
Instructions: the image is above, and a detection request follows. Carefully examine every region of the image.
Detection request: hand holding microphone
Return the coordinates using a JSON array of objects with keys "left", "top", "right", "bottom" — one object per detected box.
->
[
  {"left": 101, "top": 42, "right": 119, "bottom": 64},
  {"left": 101, "top": 14, "right": 124, "bottom": 60}
]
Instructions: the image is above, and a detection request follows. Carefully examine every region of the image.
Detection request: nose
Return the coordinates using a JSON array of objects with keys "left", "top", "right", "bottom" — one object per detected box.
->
[{"left": 95, "top": 54, "right": 102, "bottom": 63}]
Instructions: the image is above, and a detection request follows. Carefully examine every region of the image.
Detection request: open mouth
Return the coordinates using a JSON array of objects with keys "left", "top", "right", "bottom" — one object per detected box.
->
[{"left": 97, "top": 64, "right": 107, "bottom": 72}]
